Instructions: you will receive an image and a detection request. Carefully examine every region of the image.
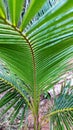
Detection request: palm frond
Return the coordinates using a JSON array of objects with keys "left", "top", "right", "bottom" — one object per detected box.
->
[
  {"left": 0, "top": 79, "right": 27, "bottom": 126},
  {"left": 0, "top": 0, "right": 73, "bottom": 129},
  {"left": 44, "top": 82, "right": 73, "bottom": 130},
  {"left": 25, "top": 0, "right": 73, "bottom": 91},
  {"left": 0, "top": 0, "right": 73, "bottom": 96},
  {"left": 0, "top": 64, "right": 28, "bottom": 128}
]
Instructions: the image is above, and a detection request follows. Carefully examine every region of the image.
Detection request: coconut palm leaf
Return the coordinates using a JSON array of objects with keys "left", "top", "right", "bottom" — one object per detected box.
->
[
  {"left": 0, "top": 78, "right": 28, "bottom": 127},
  {"left": 0, "top": 0, "right": 73, "bottom": 129},
  {"left": 0, "top": 63, "right": 28, "bottom": 128},
  {"left": 44, "top": 83, "right": 73, "bottom": 130}
]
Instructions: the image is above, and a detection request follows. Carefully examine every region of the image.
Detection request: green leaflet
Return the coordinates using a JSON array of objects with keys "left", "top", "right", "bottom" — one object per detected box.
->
[
  {"left": 10, "top": 99, "right": 24, "bottom": 124},
  {"left": 7, "top": 0, "right": 24, "bottom": 26},
  {"left": 20, "top": 0, "right": 46, "bottom": 31},
  {"left": 0, "top": 0, "right": 6, "bottom": 19}
]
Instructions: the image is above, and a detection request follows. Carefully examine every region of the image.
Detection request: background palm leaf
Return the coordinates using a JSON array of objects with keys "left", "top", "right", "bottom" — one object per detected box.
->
[
  {"left": 51, "top": 83, "right": 73, "bottom": 130},
  {"left": 0, "top": 62, "right": 28, "bottom": 129},
  {"left": 42, "top": 82, "right": 73, "bottom": 130}
]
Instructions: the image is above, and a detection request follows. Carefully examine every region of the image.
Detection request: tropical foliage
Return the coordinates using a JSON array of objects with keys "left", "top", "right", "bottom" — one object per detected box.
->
[
  {"left": 45, "top": 82, "right": 73, "bottom": 130},
  {"left": 0, "top": 0, "right": 73, "bottom": 129}
]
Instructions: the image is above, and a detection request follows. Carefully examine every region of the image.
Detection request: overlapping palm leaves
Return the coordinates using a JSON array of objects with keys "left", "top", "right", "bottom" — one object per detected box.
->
[
  {"left": 0, "top": 0, "right": 73, "bottom": 129},
  {"left": 45, "top": 83, "right": 73, "bottom": 130},
  {"left": 0, "top": 61, "right": 28, "bottom": 129}
]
